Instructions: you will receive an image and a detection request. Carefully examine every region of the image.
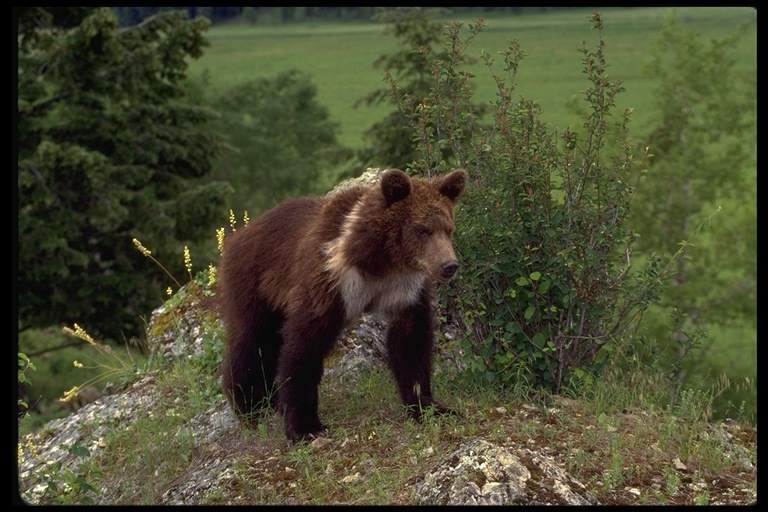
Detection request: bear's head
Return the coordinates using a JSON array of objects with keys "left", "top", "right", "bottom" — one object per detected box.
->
[{"left": 378, "top": 168, "right": 468, "bottom": 282}]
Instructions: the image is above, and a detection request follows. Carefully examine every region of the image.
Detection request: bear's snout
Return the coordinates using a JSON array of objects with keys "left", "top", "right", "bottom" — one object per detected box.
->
[{"left": 441, "top": 260, "right": 459, "bottom": 280}]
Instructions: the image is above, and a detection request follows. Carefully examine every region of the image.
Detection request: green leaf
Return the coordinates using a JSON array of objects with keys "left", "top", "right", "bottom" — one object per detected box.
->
[{"left": 70, "top": 444, "right": 90, "bottom": 458}]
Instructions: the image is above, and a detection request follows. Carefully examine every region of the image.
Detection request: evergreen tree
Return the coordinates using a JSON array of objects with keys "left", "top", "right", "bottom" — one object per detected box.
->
[{"left": 17, "top": 7, "right": 232, "bottom": 341}]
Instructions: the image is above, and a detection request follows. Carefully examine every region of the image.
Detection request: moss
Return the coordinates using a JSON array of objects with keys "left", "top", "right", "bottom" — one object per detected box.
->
[{"left": 147, "top": 278, "right": 219, "bottom": 343}]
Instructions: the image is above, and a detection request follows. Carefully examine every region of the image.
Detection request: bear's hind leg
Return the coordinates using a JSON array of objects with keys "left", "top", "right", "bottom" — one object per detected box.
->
[{"left": 222, "top": 306, "right": 284, "bottom": 424}]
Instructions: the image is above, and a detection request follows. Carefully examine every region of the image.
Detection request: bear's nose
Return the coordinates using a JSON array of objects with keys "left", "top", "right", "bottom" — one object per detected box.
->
[{"left": 441, "top": 260, "right": 458, "bottom": 279}]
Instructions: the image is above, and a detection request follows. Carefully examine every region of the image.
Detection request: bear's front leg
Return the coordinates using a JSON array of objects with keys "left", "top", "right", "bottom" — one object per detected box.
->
[
  {"left": 386, "top": 288, "right": 456, "bottom": 421},
  {"left": 276, "top": 314, "right": 343, "bottom": 441}
]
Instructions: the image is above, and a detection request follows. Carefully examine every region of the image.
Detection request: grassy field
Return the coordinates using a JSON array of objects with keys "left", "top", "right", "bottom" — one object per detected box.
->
[{"left": 188, "top": 7, "right": 756, "bottom": 149}]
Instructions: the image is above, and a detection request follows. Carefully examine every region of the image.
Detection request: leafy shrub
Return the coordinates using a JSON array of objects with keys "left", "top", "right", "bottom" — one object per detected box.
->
[
  {"left": 18, "top": 352, "right": 37, "bottom": 420},
  {"left": 391, "top": 13, "right": 673, "bottom": 393},
  {"left": 31, "top": 443, "right": 104, "bottom": 505}
]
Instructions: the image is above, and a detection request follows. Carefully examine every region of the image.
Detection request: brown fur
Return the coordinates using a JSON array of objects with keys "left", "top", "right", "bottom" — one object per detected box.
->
[{"left": 217, "top": 168, "right": 468, "bottom": 441}]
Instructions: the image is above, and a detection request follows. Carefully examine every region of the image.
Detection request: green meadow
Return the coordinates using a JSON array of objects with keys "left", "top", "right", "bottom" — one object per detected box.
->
[{"left": 188, "top": 7, "right": 756, "bottom": 149}]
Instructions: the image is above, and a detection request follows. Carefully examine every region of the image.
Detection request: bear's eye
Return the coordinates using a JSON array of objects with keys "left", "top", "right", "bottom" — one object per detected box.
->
[{"left": 415, "top": 226, "right": 430, "bottom": 237}]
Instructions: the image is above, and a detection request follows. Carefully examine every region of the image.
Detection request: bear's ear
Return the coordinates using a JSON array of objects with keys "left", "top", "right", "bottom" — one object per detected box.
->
[
  {"left": 435, "top": 169, "right": 468, "bottom": 203},
  {"left": 380, "top": 169, "right": 412, "bottom": 204}
]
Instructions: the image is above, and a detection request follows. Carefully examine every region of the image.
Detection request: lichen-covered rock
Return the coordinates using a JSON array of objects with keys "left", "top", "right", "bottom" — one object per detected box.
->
[
  {"left": 18, "top": 375, "right": 162, "bottom": 504},
  {"left": 413, "top": 439, "right": 598, "bottom": 506},
  {"left": 146, "top": 279, "right": 219, "bottom": 363},
  {"left": 327, "top": 167, "right": 384, "bottom": 195},
  {"left": 325, "top": 314, "right": 388, "bottom": 381},
  {"left": 16, "top": 264, "right": 396, "bottom": 504},
  {"left": 151, "top": 402, "right": 244, "bottom": 506}
]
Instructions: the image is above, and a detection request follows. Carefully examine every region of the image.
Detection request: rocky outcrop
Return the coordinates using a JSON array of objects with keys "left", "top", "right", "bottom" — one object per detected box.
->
[
  {"left": 414, "top": 439, "right": 597, "bottom": 505},
  {"left": 16, "top": 271, "right": 758, "bottom": 506},
  {"left": 17, "top": 277, "right": 601, "bottom": 505}
]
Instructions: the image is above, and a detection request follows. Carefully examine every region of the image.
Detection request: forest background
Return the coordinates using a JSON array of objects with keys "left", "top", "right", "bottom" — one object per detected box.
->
[{"left": 16, "top": 6, "right": 756, "bottom": 434}]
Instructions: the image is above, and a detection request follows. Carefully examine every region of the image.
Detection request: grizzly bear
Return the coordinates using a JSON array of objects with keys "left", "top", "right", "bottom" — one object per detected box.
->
[{"left": 217, "top": 168, "right": 468, "bottom": 441}]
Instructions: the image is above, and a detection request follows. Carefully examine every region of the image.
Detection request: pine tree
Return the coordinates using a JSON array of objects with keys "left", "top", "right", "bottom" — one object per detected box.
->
[{"left": 17, "top": 7, "right": 232, "bottom": 341}]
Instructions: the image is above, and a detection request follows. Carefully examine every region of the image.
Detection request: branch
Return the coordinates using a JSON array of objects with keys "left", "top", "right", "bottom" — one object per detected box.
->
[
  {"left": 25, "top": 340, "right": 90, "bottom": 358},
  {"left": 118, "top": 13, "right": 165, "bottom": 33},
  {"left": 24, "top": 91, "right": 74, "bottom": 117}
]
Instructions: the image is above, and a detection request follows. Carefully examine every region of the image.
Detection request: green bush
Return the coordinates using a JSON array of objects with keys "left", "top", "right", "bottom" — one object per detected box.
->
[
  {"left": 392, "top": 13, "right": 673, "bottom": 393},
  {"left": 18, "top": 352, "right": 36, "bottom": 420}
]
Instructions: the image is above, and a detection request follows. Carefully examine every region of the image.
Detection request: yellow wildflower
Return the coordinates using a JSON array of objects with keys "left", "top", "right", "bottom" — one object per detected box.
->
[
  {"left": 26, "top": 439, "right": 39, "bottom": 459},
  {"left": 63, "top": 323, "right": 96, "bottom": 345},
  {"left": 60, "top": 386, "right": 80, "bottom": 403},
  {"left": 207, "top": 264, "right": 217, "bottom": 287},
  {"left": 132, "top": 238, "right": 181, "bottom": 288},
  {"left": 184, "top": 245, "right": 192, "bottom": 278},
  {"left": 133, "top": 238, "right": 152, "bottom": 257},
  {"left": 216, "top": 227, "right": 225, "bottom": 255}
]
